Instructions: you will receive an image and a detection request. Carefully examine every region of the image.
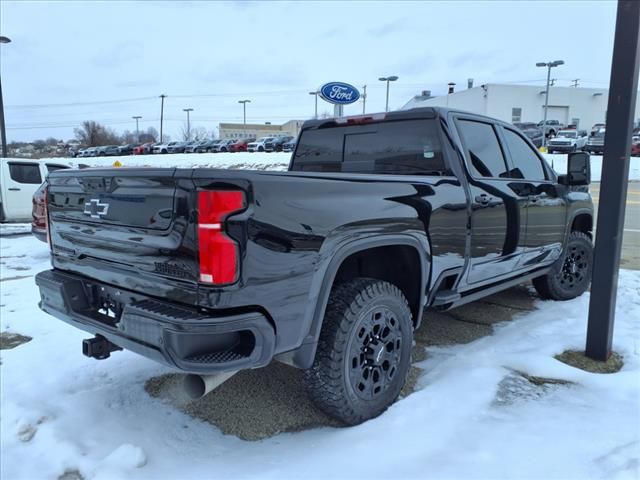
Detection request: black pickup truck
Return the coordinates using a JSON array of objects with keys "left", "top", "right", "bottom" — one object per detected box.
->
[{"left": 36, "top": 107, "right": 594, "bottom": 425}]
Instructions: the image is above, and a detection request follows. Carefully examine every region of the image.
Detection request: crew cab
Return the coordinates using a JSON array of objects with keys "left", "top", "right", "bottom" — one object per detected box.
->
[
  {"left": 247, "top": 137, "right": 275, "bottom": 152},
  {"left": 35, "top": 108, "right": 594, "bottom": 425},
  {"left": 0, "top": 159, "right": 69, "bottom": 222},
  {"left": 547, "top": 129, "right": 589, "bottom": 153}
]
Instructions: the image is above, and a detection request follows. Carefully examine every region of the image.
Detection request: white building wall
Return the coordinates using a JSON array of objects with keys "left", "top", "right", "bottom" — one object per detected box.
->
[{"left": 403, "top": 84, "right": 640, "bottom": 130}]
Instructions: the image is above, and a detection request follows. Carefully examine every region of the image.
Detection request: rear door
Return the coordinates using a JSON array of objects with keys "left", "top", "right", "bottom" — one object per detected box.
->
[
  {"left": 499, "top": 126, "right": 567, "bottom": 267},
  {"left": 1, "top": 161, "right": 43, "bottom": 220},
  {"left": 455, "top": 118, "right": 525, "bottom": 285}
]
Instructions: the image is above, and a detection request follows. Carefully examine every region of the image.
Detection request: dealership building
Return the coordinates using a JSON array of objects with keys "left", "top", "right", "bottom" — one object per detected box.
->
[
  {"left": 218, "top": 119, "right": 305, "bottom": 140},
  {"left": 402, "top": 83, "right": 640, "bottom": 130}
]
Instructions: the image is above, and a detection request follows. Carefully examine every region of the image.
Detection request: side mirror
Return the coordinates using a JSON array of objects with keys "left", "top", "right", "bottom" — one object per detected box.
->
[{"left": 559, "top": 152, "right": 591, "bottom": 186}]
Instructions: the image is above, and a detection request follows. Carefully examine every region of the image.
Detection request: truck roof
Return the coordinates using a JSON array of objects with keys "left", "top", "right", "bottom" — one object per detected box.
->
[{"left": 300, "top": 107, "right": 513, "bottom": 131}]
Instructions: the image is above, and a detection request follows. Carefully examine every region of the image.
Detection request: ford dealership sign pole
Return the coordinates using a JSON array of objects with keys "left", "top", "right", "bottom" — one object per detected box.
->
[{"left": 319, "top": 82, "right": 361, "bottom": 117}]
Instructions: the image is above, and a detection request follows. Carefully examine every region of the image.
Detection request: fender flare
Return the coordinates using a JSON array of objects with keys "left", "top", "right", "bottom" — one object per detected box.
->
[{"left": 291, "top": 233, "right": 430, "bottom": 369}]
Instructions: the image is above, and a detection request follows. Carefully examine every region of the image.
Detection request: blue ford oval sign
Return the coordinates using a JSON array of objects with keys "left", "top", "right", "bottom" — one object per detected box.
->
[{"left": 319, "top": 82, "right": 360, "bottom": 105}]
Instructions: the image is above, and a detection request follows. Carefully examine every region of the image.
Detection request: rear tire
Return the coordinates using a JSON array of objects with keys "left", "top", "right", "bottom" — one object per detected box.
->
[
  {"left": 532, "top": 231, "right": 593, "bottom": 300},
  {"left": 304, "top": 278, "right": 413, "bottom": 425}
]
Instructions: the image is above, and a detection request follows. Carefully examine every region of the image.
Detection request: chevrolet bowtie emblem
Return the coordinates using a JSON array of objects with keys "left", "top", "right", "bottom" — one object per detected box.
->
[{"left": 83, "top": 199, "right": 110, "bottom": 219}]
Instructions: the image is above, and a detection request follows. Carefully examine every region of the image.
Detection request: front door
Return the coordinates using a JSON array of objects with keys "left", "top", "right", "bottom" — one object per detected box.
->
[
  {"left": 455, "top": 118, "right": 525, "bottom": 285},
  {"left": 499, "top": 126, "right": 568, "bottom": 267}
]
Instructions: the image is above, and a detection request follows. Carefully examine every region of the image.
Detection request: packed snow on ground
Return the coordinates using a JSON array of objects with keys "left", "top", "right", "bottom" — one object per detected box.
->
[
  {"left": 0, "top": 223, "right": 31, "bottom": 236},
  {"left": 13, "top": 153, "right": 640, "bottom": 182},
  {"left": 1, "top": 235, "right": 639, "bottom": 479}
]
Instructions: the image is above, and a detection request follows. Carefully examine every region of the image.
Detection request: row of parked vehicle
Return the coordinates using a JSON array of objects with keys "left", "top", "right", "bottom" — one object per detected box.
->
[
  {"left": 512, "top": 121, "right": 631, "bottom": 155},
  {"left": 73, "top": 135, "right": 298, "bottom": 158}
]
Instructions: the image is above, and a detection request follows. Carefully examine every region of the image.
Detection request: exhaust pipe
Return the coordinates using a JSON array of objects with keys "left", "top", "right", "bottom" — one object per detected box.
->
[{"left": 183, "top": 371, "right": 238, "bottom": 400}]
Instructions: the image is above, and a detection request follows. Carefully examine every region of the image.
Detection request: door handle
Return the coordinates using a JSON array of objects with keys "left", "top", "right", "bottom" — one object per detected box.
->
[
  {"left": 8, "top": 188, "right": 21, "bottom": 191},
  {"left": 474, "top": 194, "right": 491, "bottom": 205}
]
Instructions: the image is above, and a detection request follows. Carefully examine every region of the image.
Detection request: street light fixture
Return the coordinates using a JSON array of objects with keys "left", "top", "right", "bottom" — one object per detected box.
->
[
  {"left": 0, "top": 36, "right": 11, "bottom": 158},
  {"left": 238, "top": 100, "right": 251, "bottom": 137},
  {"left": 183, "top": 108, "right": 193, "bottom": 140},
  {"left": 536, "top": 60, "right": 564, "bottom": 148},
  {"left": 308, "top": 91, "right": 319, "bottom": 119},
  {"left": 378, "top": 75, "right": 399, "bottom": 112}
]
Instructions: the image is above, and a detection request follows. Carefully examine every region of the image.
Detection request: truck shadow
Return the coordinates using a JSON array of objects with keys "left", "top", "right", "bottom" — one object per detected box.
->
[{"left": 145, "top": 285, "right": 538, "bottom": 441}]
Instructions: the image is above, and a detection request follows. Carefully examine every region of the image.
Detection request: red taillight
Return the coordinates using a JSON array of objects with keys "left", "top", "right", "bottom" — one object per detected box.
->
[
  {"left": 197, "top": 190, "right": 246, "bottom": 285},
  {"left": 44, "top": 185, "right": 51, "bottom": 246}
]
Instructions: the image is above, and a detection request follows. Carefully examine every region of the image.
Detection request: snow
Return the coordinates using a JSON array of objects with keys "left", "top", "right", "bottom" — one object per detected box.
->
[
  {"left": 7, "top": 153, "right": 640, "bottom": 182},
  {"left": 1, "top": 235, "right": 639, "bottom": 479}
]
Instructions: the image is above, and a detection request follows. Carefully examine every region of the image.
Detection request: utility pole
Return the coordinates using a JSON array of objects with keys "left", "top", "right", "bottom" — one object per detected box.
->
[
  {"left": 238, "top": 100, "right": 251, "bottom": 137},
  {"left": 536, "top": 60, "right": 564, "bottom": 148},
  {"left": 0, "top": 36, "right": 11, "bottom": 158},
  {"left": 586, "top": 0, "right": 639, "bottom": 361},
  {"left": 571, "top": 78, "right": 580, "bottom": 87},
  {"left": 159, "top": 94, "right": 167, "bottom": 143},
  {"left": 132, "top": 116, "right": 142, "bottom": 143},
  {"left": 183, "top": 108, "right": 193, "bottom": 140},
  {"left": 362, "top": 85, "right": 367, "bottom": 114}
]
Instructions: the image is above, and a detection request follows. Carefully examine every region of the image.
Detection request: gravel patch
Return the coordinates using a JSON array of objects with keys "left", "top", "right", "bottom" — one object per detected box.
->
[{"left": 0, "top": 332, "right": 32, "bottom": 350}]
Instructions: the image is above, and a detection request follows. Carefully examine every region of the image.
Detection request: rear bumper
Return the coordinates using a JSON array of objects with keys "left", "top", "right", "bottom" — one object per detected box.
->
[{"left": 35, "top": 269, "right": 276, "bottom": 374}]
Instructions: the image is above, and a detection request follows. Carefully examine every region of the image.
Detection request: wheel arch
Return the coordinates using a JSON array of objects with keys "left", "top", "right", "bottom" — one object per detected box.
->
[{"left": 291, "top": 234, "right": 430, "bottom": 369}]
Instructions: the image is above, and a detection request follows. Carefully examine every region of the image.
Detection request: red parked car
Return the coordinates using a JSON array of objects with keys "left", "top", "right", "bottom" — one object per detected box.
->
[
  {"left": 133, "top": 143, "right": 153, "bottom": 155},
  {"left": 631, "top": 139, "right": 640, "bottom": 157},
  {"left": 229, "top": 138, "right": 255, "bottom": 152}
]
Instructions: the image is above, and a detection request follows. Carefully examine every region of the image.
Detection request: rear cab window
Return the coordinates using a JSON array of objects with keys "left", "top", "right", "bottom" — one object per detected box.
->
[{"left": 291, "top": 119, "right": 452, "bottom": 176}]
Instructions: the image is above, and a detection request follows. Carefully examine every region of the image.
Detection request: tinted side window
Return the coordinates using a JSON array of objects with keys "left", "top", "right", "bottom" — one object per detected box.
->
[
  {"left": 502, "top": 129, "right": 547, "bottom": 181},
  {"left": 8, "top": 163, "right": 42, "bottom": 184},
  {"left": 343, "top": 120, "right": 450, "bottom": 175},
  {"left": 457, "top": 120, "right": 509, "bottom": 178},
  {"left": 291, "top": 129, "right": 342, "bottom": 172}
]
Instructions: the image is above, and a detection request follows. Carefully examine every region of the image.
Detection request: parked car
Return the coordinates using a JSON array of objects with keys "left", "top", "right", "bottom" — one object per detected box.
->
[
  {"left": 95, "top": 145, "right": 120, "bottom": 157},
  {"left": 513, "top": 123, "right": 544, "bottom": 148},
  {"left": 153, "top": 142, "right": 179, "bottom": 154},
  {"left": 133, "top": 143, "right": 154, "bottom": 155},
  {"left": 210, "top": 139, "right": 237, "bottom": 153},
  {"left": 591, "top": 123, "right": 606, "bottom": 133},
  {"left": 265, "top": 136, "right": 294, "bottom": 152},
  {"left": 282, "top": 138, "right": 297, "bottom": 152},
  {"left": 193, "top": 139, "right": 221, "bottom": 153},
  {"left": 167, "top": 142, "right": 189, "bottom": 154},
  {"left": 631, "top": 137, "right": 640, "bottom": 157},
  {"left": 247, "top": 136, "right": 275, "bottom": 152},
  {"left": 118, "top": 144, "right": 138, "bottom": 156},
  {"left": 537, "top": 119, "right": 565, "bottom": 138},
  {"left": 1, "top": 159, "right": 69, "bottom": 222},
  {"left": 31, "top": 181, "right": 48, "bottom": 242},
  {"left": 83, "top": 147, "right": 98, "bottom": 157},
  {"left": 184, "top": 141, "right": 206, "bottom": 153},
  {"left": 36, "top": 107, "right": 594, "bottom": 426},
  {"left": 546, "top": 129, "right": 588, "bottom": 153},
  {"left": 228, "top": 138, "right": 255, "bottom": 153},
  {"left": 585, "top": 128, "right": 606, "bottom": 154}
]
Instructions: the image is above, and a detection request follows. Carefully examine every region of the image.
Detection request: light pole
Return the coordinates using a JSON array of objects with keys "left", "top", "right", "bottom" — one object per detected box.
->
[
  {"left": 132, "top": 116, "right": 142, "bottom": 143},
  {"left": 238, "top": 100, "right": 250, "bottom": 137},
  {"left": 159, "top": 94, "right": 167, "bottom": 143},
  {"left": 183, "top": 108, "right": 193, "bottom": 140},
  {"left": 378, "top": 75, "right": 399, "bottom": 112},
  {"left": 0, "top": 36, "right": 11, "bottom": 158},
  {"left": 536, "top": 60, "right": 564, "bottom": 148},
  {"left": 308, "top": 91, "right": 319, "bottom": 119},
  {"left": 362, "top": 85, "right": 367, "bottom": 114}
]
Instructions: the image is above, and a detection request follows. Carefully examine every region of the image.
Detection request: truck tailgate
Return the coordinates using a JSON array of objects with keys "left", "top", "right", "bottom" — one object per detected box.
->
[{"left": 47, "top": 168, "right": 199, "bottom": 303}]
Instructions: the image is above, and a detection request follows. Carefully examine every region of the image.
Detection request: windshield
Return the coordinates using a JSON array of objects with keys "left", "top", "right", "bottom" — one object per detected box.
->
[{"left": 557, "top": 131, "right": 577, "bottom": 138}]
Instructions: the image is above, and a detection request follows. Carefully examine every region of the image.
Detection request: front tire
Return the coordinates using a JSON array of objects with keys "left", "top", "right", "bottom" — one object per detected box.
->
[
  {"left": 532, "top": 231, "right": 593, "bottom": 300},
  {"left": 304, "top": 278, "right": 413, "bottom": 425}
]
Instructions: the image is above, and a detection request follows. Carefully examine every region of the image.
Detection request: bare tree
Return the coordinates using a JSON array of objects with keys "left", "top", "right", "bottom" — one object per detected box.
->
[
  {"left": 190, "top": 127, "right": 209, "bottom": 141},
  {"left": 74, "top": 121, "right": 120, "bottom": 146}
]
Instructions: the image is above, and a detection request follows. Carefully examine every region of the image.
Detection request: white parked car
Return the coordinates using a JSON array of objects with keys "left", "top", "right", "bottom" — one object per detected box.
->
[
  {"left": 546, "top": 129, "right": 589, "bottom": 154},
  {"left": 0, "top": 159, "right": 70, "bottom": 222},
  {"left": 152, "top": 141, "right": 178, "bottom": 154},
  {"left": 247, "top": 137, "right": 275, "bottom": 152}
]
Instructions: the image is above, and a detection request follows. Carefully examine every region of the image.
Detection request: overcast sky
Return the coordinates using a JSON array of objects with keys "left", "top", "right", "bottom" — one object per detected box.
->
[{"left": 0, "top": 0, "right": 618, "bottom": 142}]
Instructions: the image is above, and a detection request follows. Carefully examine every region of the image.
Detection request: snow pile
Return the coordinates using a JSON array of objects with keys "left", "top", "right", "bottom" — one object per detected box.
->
[{"left": 1, "top": 235, "right": 639, "bottom": 479}]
